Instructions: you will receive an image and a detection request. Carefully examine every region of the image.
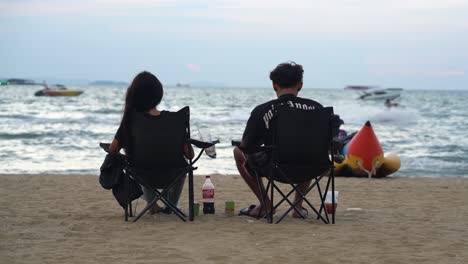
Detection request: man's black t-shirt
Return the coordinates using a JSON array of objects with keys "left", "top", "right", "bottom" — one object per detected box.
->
[{"left": 241, "top": 94, "right": 323, "bottom": 154}]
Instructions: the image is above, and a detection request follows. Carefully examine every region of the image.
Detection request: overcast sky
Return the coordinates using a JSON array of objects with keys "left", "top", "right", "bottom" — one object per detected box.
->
[{"left": 1, "top": 0, "right": 467, "bottom": 89}]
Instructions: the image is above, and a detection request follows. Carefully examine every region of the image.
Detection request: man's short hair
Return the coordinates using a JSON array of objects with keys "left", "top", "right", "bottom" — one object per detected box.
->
[{"left": 269, "top": 62, "right": 304, "bottom": 88}]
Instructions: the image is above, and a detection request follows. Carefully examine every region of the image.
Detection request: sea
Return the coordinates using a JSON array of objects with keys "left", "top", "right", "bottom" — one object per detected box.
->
[{"left": 1, "top": 85, "right": 467, "bottom": 178}]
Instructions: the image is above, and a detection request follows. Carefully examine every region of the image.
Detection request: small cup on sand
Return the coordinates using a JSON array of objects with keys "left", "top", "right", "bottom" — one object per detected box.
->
[{"left": 325, "top": 191, "right": 339, "bottom": 214}]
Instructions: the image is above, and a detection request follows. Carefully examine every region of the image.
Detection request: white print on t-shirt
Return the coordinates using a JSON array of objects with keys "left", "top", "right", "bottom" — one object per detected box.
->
[{"left": 263, "top": 100, "right": 316, "bottom": 129}]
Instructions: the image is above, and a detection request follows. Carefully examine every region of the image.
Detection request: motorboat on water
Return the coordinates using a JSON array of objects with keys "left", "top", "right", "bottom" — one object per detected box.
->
[
  {"left": 176, "top": 82, "right": 190, "bottom": 87},
  {"left": 48, "top": 84, "right": 67, "bottom": 90},
  {"left": 34, "top": 84, "right": 84, "bottom": 97},
  {"left": 345, "top": 86, "right": 403, "bottom": 100}
]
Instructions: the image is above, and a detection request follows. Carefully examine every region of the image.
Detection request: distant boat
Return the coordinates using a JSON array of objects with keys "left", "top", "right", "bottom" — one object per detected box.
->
[
  {"left": 48, "top": 84, "right": 67, "bottom": 90},
  {"left": 345, "top": 86, "right": 403, "bottom": 100},
  {"left": 176, "top": 82, "right": 190, "bottom": 87},
  {"left": 89, "top": 80, "right": 129, "bottom": 86},
  {"left": 0, "top": 78, "right": 39, "bottom": 86},
  {"left": 34, "top": 84, "right": 83, "bottom": 97}
]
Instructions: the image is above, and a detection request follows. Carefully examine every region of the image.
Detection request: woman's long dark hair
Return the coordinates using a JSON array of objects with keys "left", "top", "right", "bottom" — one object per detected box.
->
[{"left": 119, "top": 71, "right": 163, "bottom": 153}]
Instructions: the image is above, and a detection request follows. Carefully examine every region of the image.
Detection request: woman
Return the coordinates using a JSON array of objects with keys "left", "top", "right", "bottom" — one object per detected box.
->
[{"left": 109, "top": 71, "right": 193, "bottom": 214}]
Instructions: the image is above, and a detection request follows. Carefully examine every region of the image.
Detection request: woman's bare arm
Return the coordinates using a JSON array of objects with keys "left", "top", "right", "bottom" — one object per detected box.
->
[
  {"left": 109, "top": 139, "right": 121, "bottom": 154},
  {"left": 183, "top": 143, "right": 194, "bottom": 160}
]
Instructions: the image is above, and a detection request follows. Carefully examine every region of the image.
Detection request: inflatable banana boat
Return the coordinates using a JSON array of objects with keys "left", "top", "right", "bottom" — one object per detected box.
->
[{"left": 335, "top": 121, "right": 400, "bottom": 178}]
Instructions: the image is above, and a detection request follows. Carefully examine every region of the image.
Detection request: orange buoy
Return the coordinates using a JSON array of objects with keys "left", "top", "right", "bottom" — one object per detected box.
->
[
  {"left": 334, "top": 121, "right": 401, "bottom": 177},
  {"left": 346, "top": 121, "right": 384, "bottom": 176}
]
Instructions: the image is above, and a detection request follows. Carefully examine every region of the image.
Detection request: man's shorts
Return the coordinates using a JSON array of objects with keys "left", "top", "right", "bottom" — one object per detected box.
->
[{"left": 245, "top": 151, "right": 271, "bottom": 177}]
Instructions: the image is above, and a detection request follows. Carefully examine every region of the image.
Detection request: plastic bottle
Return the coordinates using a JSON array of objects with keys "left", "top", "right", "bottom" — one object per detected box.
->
[
  {"left": 204, "top": 134, "right": 217, "bottom": 158},
  {"left": 202, "top": 175, "right": 215, "bottom": 214}
]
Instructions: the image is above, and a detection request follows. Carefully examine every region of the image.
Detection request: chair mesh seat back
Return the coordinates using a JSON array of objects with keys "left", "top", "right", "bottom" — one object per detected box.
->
[
  {"left": 273, "top": 106, "right": 333, "bottom": 182},
  {"left": 130, "top": 107, "right": 189, "bottom": 185},
  {"left": 132, "top": 167, "right": 187, "bottom": 189}
]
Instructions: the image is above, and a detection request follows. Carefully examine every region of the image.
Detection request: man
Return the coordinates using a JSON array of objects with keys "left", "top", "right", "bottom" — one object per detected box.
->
[{"left": 234, "top": 61, "right": 326, "bottom": 218}]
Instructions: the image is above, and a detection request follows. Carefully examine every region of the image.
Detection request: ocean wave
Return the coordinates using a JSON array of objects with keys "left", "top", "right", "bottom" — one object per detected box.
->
[
  {"left": 2, "top": 115, "right": 120, "bottom": 126},
  {"left": 0, "top": 129, "right": 113, "bottom": 140},
  {"left": 0, "top": 132, "right": 59, "bottom": 140},
  {"left": 0, "top": 114, "right": 34, "bottom": 120},
  {"left": 370, "top": 109, "right": 419, "bottom": 125},
  {"left": 91, "top": 108, "right": 122, "bottom": 114},
  {"left": 1, "top": 87, "right": 467, "bottom": 177}
]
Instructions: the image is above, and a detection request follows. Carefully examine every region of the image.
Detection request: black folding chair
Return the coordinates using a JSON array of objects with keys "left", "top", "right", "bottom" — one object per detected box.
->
[
  {"left": 248, "top": 104, "right": 336, "bottom": 224},
  {"left": 100, "top": 106, "right": 217, "bottom": 222}
]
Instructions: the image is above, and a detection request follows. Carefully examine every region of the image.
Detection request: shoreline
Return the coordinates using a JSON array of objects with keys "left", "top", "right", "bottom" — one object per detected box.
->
[
  {"left": 1, "top": 174, "right": 467, "bottom": 263},
  {"left": 1, "top": 173, "right": 467, "bottom": 178}
]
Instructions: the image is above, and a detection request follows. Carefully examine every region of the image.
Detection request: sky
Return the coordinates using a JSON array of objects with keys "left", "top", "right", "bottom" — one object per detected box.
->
[{"left": 1, "top": 0, "right": 468, "bottom": 89}]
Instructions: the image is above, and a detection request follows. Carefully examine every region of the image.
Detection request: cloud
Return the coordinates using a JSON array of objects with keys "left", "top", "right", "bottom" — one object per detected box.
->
[
  {"left": 0, "top": 0, "right": 173, "bottom": 16},
  {"left": 4, "top": 0, "right": 468, "bottom": 36},
  {"left": 434, "top": 71, "right": 465, "bottom": 77},
  {"left": 187, "top": 63, "right": 201, "bottom": 72}
]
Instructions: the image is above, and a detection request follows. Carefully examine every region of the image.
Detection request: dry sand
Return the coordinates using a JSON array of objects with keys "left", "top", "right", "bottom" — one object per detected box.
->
[{"left": 1, "top": 174, "right": 467, "bottom": 264}]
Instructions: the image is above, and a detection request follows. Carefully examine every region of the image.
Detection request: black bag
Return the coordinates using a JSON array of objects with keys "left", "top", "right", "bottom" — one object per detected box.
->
[
  {"left": 99, "top": 153, "right": 143, "bottom": 208},
  {"left": 112, "top": 175, "right": 143, "bottom": 209},
  {"left": 99, "top": 154, "right": 125, "bottom": 190}
]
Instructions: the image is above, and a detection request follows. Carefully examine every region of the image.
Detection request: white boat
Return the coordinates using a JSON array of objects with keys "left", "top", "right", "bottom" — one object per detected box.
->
[
  {"left": 345, "top": 86, "right": 403, "bottom": 100},
  {"left": 48, "top": 84, "right": 67, "bottom": 90},
  {"left": 176, "top": 82, "right": 190, "bottom": 87}
]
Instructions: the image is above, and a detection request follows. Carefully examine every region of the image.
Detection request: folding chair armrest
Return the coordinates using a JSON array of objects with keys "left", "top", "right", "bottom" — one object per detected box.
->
[
  {"left": 99, "top": 142, "right": 111, "bottom": 153},
  {"left": 188, "top": 138, "right": 219, "bottom": 149},
  {"left": 231, "top": 140, "right": 275, "bottom": 153},
  {"left": 99, "top": 142, "right": 127, "bottom": 162}
]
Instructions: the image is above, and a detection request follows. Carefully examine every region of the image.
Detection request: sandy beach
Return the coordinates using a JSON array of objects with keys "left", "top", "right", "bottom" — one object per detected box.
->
[{"left": 0, "top": 174, "right": 467, "bottom": 264}]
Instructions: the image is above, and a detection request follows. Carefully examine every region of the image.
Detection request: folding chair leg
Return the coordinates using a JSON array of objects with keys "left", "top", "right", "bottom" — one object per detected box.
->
[
  {"left": 314, "top": 178, "right": 330, "bottom": 224},
  {"left": 132, "top": 192, "right": 187, "bottom": 222},
  {"left": 256, "top": 172, "right": 270, "bottom": 223},
  {"left": 133, "top": 197, "right": 158, "bottom": 222},
  {"left": 189, "top": 169, "right": 194, "bottom": 221},
  {"left": 269, "top": 175, "right": 274, "bottom": 223},
  {"left": 331, "top": 165, "right": 335, "bottom": 224},
  {"left": 158, "top": 195, "right": 187, "bottom": 222},
  {"left": 274, "top": 184, "right": 309, "bottom": 224},
  {"left": 125, "top": 172, "right": 130, "bottom": 222},
  {"left": 272, "top": 174, "right": 329, "bottom": 224},
  {"left": 124, "top": 203, "right": 129, "bottom": 222},
  {"left": 317, "top": 174, "right": 332, "bottom": 223},
  {"left": 129, "top": 202, "right": 133, "bottom": 217}
]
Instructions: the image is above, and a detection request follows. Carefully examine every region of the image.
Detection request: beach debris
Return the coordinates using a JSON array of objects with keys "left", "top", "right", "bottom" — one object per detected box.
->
[{"left": 346, "top": 208, "right": 363, "bottom": 211}]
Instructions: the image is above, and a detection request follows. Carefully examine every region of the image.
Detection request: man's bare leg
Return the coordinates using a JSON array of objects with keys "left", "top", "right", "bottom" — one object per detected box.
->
[
  {"left": 233, "top": 147, "right": 271, "bottom": 216},
  {"left": 148, "top": 202, "right": 162, "bottom": 215},
  {"left": 292, "top": 180, "right": 312, "bottom": 218}
]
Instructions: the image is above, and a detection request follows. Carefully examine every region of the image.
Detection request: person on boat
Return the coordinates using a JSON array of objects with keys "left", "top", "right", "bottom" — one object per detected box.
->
[
  {"left": 385, "top": 99, "right": 399, "bottom": 108},
  {"left": 109, "top": 71, "right": 194, "bottom": 214},
  {"left": 42, "top": 81, "right": 50, "bottom": 90},
  {"left": 233, "top": 62, "right": 341, "bottom": 218}
]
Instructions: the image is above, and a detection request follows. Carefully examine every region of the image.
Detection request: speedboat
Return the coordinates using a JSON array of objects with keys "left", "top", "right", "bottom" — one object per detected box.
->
[
  {"left": 34, "top": 84, "right": 83, "bottom": 97},
  {"left": 345, "top": 86, "right": 403, "bottom": 100},
  {"left": 176, "top": 82, "right": 190, "bottom": 87},
  {"left": 48, "top": 84, "right": 67, "bottom": 90}
]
